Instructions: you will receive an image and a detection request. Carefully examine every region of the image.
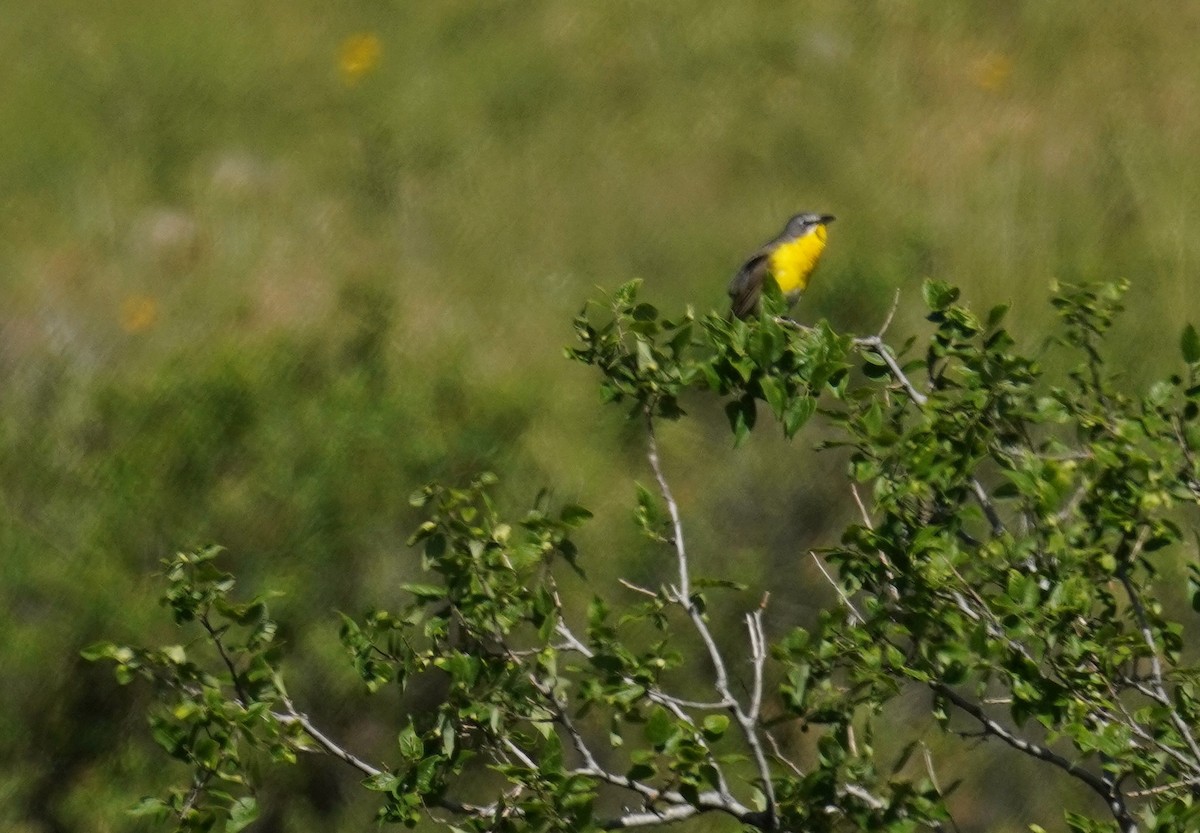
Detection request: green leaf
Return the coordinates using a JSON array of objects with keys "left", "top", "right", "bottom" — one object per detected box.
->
[
  {"left": 363, "top": 770, "right": 402, "bottom": 792},
  {"left": 415, "top": 756, "right": 440, "bottom": 793},
  {"left": 627, "top": 760, "right": 656, "bottom": 780},
  {"left": 783, "top": 396, "right": 816, "bottom": 438},
  {"left": 922, "top": 279, "right": 960, "bottom": 312},
  {"left": 635, "top": 339, "right": 656, "bottom": 372},
  {"left": 613, "top": 279, "right": 642, "bottom": 307},
  {"left": 80, "top": 642, "right": 118, "bottom": 661},
  {"left": 560, "top": 504, "right": 593, "bottom": 527},
  {"left": 701, "top": 714, "right": 729, "bottom": 740},
  {"left": 401, "top": 583, "right": 446, "bottom": 601},
  {"left": 398, "top": 723, "right": 423, "bottom": 761},
  {"left": 986, "top": 303, "right": 1010, "bottom": 330},
  {"left": 643, "top": 707, "right": 673, "bottom": 747},
  {"left": 227, "top": 797, "right": 259, "bottom": 833},
  {"left": 1183, "top": 324, "right": 1200, "bottom": 364},
  {"left": 127, "top": 797, "right": 170, "bottom": 819},
  {"left": 632, "top": 302, "right": 657, "bottom": 322},
  {"left": 760, "top": 375, "right": 788, "bottom": 419},
  {"left": 725, "top": 396, "right": 756, "bottom": 446}
]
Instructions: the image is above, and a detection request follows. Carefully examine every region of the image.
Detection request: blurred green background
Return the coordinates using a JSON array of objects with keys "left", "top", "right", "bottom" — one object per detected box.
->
[{"left": 3, "top": 2, "right": 1199, "bottom": 831}]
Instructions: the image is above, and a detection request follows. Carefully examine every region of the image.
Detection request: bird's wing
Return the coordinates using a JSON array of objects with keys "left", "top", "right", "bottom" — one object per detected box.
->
[{"left": 728, "top": 249, "right": 771, "bottom": 319}]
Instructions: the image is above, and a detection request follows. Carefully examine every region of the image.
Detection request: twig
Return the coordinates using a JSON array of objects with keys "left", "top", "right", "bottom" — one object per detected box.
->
[
  {"left": 646, "top": 407, "right": 692, "bottom": 602},
  {"left": 764, "top": 731, "right": 805, "bottom": 779},
  {"left": 178, "top": 769, "right": 215, "bottom": 819},
  {"left": 930, "top": 682, "right": 1137, "bottom": 832},
  {"left": 810, "top": 552, "right": 863, "bottom": 624},
  {"left": 847, "top": 484, "right": 901, "bottom": 602},
  {"left": 852, "top": 334, "right": 928, "bottom": 407},
  {"left": 850, "top": 327, "right": 1006, "bottom": 538},
  {"left": 277, "top": 695, "right": 382, "bottom": 778},
  {"left": 201, "top": 613, "right": 250, "bottom": 706},
  {"left": 554, "top": 621, "right": 737, "bottom": 798},
  {"left": 849, "top": 483, "right": 873, "bottom": 528},
  {"left": 842, "top": 783, "right": 886, "bottom": 810},
  {"left": 644, "top": 406, "right": 778, "bottom": 828},
  {"left": 877, "top": 288, "right": 902, "bottom": 338},
  {"left": 920, "top": 742, "right": 941, "bottom": 795},
  {"left": 747, "top": 609, "right": 768, "bottom": 721},
  {"left": 618, "top": 578, "right": 660, "bottom": 598},
  {"left": 600, "top": 791, "right": 750, "bottom": 829},
  {"left": 1119, "top": 529, "right": 1200, "bottom": 769},
  {"left": 1127, "top": 777, "right": 1200, "bottom": 799}
]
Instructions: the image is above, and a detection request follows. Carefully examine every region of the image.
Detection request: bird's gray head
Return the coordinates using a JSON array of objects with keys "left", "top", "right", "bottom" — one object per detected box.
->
[{"left": 783, "top": 212, "right": 836, "bottom": 238}]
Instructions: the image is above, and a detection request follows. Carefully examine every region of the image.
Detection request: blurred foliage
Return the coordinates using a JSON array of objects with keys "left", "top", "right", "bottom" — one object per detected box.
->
[{"left": 3, "top": 2, "right": 1200, "bottom": 833}]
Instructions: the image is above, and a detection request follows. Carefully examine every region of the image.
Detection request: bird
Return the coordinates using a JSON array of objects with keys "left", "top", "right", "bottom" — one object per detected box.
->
[{"left": 728, "top": 212, "right": 835, "bottom": 319}]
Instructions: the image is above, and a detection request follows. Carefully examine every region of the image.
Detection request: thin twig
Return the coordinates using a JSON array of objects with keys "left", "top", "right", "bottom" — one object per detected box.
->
[
  {"left": 1119, "top": 529, "right": 1200, "bottom": 769},
  {"left": 842, "top": 783, "right": 886, "bottom": 810},
  {"left": 848, "top": 483, "right": 903, "bottom": 602},
  {"left": 644, "top": 406, "right": 778, "bottom": 828},
  {"left": 764, "top": 731, "right": 805, "bottom": 779},
  {"left": 277, "top": 695, "right": 382, "bottom": 778},
  {"left": 646, "top": 407, "right": 692, "bottom": 602},
  {"left": 554, "top": 621, "right": 737, "bottom": 798},
  {"left": 201, "top": 613, "right": 250, "bottom": 706},
  {"left": 852, "top": 334, "right": 928, "bottom": 407},
  {"left": 877, "top": 288, "right": 902, "bottom": 338},
  {"left": 850, "top": 333, "right": 1006, "bottom": 538},
  {"left": 747, "top": 609, "right": 768, "bottom": 721},
  {"left": 618, "top": 578, "right": 660, "bottom": 598},
  {"left": 920, "top": 742, "right": 941, "bottom": 795},
  {"left": 1127, "top": 777, "right": 1200, "bottom": 799},
  {"left": 931, "top": 681, "right": 1136, "bottom": 831},
  {"left": 810, "top": 552, "right": 863, "bottom": 624}
]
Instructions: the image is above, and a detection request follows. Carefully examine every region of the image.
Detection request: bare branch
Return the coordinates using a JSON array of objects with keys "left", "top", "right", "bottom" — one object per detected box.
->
[
  {"left": 849, "top": 483, "right": 873, "bottom": 527},
  {"left": 930, "top": 681, "right": 1136, "bottom": 830},
  {"left": 747, "top": 608, "right": 768, "bottom": 721},
  {"left": 601, "top": 803, "right": 701, "bottom": 829},
  {"left": 764, "top": 730, "right": 805, "bottom": 779},
  {"left": 852, "top": 334, "right": 928, "bottom": 407},
  {"left": 599, "top": 791, "right": 754, "bottom": 829},
  {"left": 1128, "top": 777, "right": 1200, "bottom": 799},
  {"left": 843, "top": 783, "right": 886, "bottom": 811},
  {"left": 276, "top": 695, "right": 382, "bottom": 778},
  {"left": 810, "top": 551, "right": 863, "bottom": 624},
  {"left": 877, "top": 288, "right": 902, "bottom": 339},
  {"left": 644, "top": 406, "right": 777, "bottom": 828},
  {"left": 553, "top": 620, "right": 737, "bottom": 800},
  {"left": 1118, "top": 531, "right": 1200, "bottom": 769},
  {"left": 645, "top": 407, "right": 692, "bottom": 602},
  {"left": 618, "top": 578, "right": 660, "bottom": 598}
]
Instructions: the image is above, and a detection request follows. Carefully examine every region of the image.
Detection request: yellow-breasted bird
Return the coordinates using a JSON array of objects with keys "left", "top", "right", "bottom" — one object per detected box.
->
[{"left": 728, "top": 212, "right": 835, "bottom": 319}]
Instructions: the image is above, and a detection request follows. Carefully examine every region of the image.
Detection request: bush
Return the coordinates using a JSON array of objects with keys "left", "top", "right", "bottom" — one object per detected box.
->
[{"left": 90, "top": 281, "right": 1200, "bottom": 832}]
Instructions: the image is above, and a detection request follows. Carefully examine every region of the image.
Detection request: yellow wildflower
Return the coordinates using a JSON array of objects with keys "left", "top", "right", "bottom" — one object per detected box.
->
[
  {"left": 119, "top": 295, "right": 158, "bottom": 334},
  {"left": 973, "top": 52, "right": 1013, "bottom": 92},
  {"left": 339, "top": 33, "right": 381, "bottom": 85}
]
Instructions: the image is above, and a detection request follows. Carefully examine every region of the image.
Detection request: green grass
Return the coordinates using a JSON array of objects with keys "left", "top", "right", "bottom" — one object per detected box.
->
[{"left": 3, "top": 2, "right": 1200, "bottom": 831}]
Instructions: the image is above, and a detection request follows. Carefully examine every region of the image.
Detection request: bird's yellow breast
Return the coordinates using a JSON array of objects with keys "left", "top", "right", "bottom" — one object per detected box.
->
[{"left": 768, "top": 225, "right": 828, "bottom": 299}]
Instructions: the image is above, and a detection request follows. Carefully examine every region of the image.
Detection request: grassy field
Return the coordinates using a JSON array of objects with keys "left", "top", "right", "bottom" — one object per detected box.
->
[{"left": 4, "top": 3, "right": 1200, "bottom": 831}]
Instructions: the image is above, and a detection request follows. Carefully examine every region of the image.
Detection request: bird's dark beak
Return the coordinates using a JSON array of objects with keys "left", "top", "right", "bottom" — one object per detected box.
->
[{"left": 820, "top": 214, "right": 836, "bottom": 224}]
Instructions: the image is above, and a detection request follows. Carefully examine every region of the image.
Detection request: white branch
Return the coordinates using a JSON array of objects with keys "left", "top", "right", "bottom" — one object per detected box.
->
[
  {"left": 644, "top": 407, "right": 778, "bottom": 828},
  {"left": 1118, "top": 531, "right": 1200, "bottom": 769},
  {"left": 276, "top": 696, "right": 381, "bottom": 778},
  {"left": 850, "top": 333, "right": 1006, "bottom": 537}
]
